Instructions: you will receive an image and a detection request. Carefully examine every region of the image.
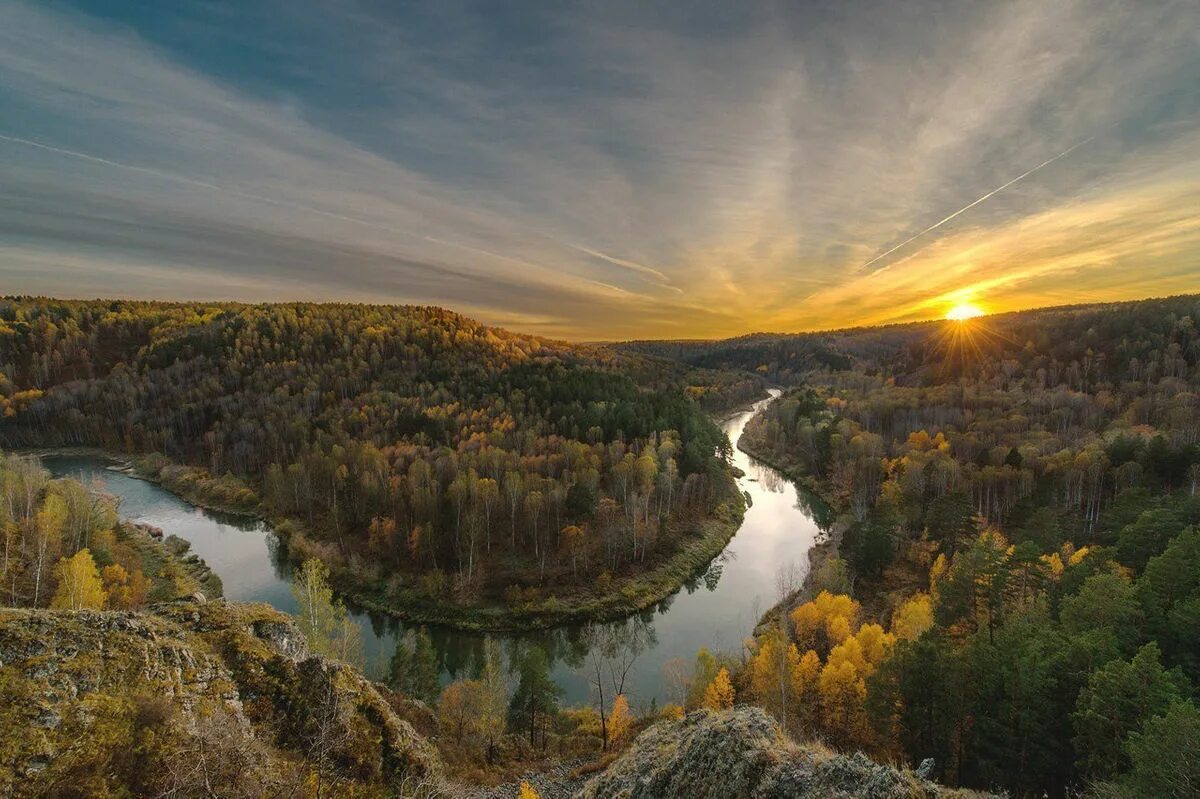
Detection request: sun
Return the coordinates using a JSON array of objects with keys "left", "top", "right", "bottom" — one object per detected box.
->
[{"left": 946, "top": 302, "right": 985, "bottom": 321}]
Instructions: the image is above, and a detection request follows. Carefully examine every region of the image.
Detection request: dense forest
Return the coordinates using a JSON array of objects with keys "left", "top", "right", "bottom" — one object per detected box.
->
[
  {"left": 0, "top": 298, "right": 745, "bottom": 625},
  {"left": 657, "top": 295, "right": 1200, "bottom": 797}
]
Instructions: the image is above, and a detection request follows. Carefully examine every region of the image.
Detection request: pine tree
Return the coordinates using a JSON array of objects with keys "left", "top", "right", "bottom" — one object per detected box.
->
[
  {"left": 410, "top": 629, "right": 441, "bottom": 704},
  {"left": 508, "top": 647, "right": 562, "bottom": 748}
]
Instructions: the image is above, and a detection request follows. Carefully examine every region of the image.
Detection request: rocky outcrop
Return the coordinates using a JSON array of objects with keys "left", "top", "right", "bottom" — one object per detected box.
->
[
  {"left": 0, "top": 600, "right": 440, "bottom": 795},
  {"left": 576, "top": 707, "right": 991, "bottom": 799}
]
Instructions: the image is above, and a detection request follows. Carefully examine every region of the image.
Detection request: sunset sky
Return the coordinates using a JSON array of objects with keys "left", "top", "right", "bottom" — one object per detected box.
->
[{"left": 1, "top": 0, "right": 1197, "bottom": 339}]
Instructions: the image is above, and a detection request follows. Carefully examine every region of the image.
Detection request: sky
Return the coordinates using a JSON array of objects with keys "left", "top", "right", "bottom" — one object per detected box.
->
[{"left": 1, "top": 0, "right": 1198, "bottom": 340}]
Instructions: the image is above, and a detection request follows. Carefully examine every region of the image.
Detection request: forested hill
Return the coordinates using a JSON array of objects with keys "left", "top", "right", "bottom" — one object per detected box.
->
[
  {"left": 654, "top": 294, "right": 1200, "bottom": 798},
  {"left": 0, "top": 298, "right": 746, "bottom": 624},
  {"left": 620, "top": 294, "right": 1200, "bottom": 389}
]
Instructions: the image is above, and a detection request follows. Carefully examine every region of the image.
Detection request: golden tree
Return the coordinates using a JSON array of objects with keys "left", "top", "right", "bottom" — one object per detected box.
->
[
  {"left": 791, "top": 591, "right": 861, "bottom": 656},
  {"left": 608, "top": 694, "right": 633, "bottom": 744},
  {"left": 890, "top": 592, "right": 933, "bottom": 641},
  {"left": 50, "top": 548, "right": 107, "bottom": 610},
  {"left": 702, "top": 667, "right": 735, "bottom": 710}
]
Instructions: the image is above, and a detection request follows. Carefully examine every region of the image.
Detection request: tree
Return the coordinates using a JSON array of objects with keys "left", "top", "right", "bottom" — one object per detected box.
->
[
  {"left": 791, "top": 591, "right": 860, "bottom": 657},
  {"left": 290, "top": 558, "right": 362, "bottom": 666},
  {"left": 439, "top": 679, "right": 484, "bottom": 743},
  {"left": 1137, "top": 526, "right": 1200, "bottom": 680},
  {"left": 478, "top": 639, "right": 508, "bottom": 763},
  {"left": 808, "top": 557, "right": 852, "bottom": 596},
  {"left": 607, "top": 694, "right": 632, "bottom": 745},
  {"left": 1117, "top": 701, "right": 1200, "bottom": 799},
  {"left": 925, "top": 491, "right": 976, "bottom": 555},
  {"left": 845, "top": 515, "right": 894, "bottom": 580},
  {"left": 101, "top": 563, "right": 150, "bottom": 610},
  {"left": 31, "top": 493, "right": 66, "bottom": 606},
  {"left": 867, "top": 631, "right": 962, "bottom": 783},
  {"left": 508, "top": 647, "right": 562, "bottom": 748},
  {"left": 891, "top": 593, "right": 934, "bottom": 641},
  {"left": 684, "top": 647, "right": 721, "bottom": 709},
  {"left": 961, "top": 612, "right": 1073, "bottom": 796},
  {"left": 49, "top": 548, "right": 107, "bottom": 610},
  {"left": 1118, "top": 509, "right": 1184, "bottom": 572},
  {"left": 817, "top": 659, "right": 868, "bottom": 748},
  {"left": 1072, "top": 643, "right": 1189, "bottom": 781},
  {"left": 1060, "top": 571, "right": 1144, "bottom": 658},
  {"left": 702, "top": 667, "right": 734, "bottom": 710},
  {"left": 748, "top": 626, "right": 801, "bottom": 725},
  {"left": 518, "top": 781, "right": 541, "bottom": 799},
  {"left": 561, "top": 525, "right": 584, "bottom": 578},
  {"left": 410, "top": 630, "right": 441, "bottom": 704}
]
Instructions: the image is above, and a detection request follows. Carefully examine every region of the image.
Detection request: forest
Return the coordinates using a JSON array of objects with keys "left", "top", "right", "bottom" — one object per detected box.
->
[
  {"left": 5, "top": 294, "right": 1200, "bottom": 797},
  {"left": 657, "top": 295, "right": 1200, "bottom": 798},
  {"left": 0, "top": 298, "right": 744, "bottom": 626}
]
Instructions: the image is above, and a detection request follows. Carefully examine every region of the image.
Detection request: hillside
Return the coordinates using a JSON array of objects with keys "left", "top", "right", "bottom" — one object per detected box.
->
[
  {"left": 0, "top": 298, "right": 750, "bottom": 628},
  {"left": 642, "top": 295, "right": 1200, "bottom": 798}
]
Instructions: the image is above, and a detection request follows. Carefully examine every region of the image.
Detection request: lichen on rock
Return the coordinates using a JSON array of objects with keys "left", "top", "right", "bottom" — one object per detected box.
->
[
  {"left": 576, "top": 706, "right": 992, "bottom": 799},
  {"left": 0, "top": 600, "right": 441, "bottom": 796}
]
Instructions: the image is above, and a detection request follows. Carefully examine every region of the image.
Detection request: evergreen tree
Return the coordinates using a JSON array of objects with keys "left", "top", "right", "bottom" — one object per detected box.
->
[
  {"left": 507, "top": 647, "right": 562, "bottom": 748},
  {"left": 1072, "top": 642, "right": 1189, "bottom": 781},
  {"left": 411, "top": 630, "right": 441, "bottom": 704}
]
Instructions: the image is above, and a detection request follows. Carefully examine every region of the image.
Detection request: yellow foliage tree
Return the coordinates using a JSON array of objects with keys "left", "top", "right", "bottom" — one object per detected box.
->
[
  {"left": 818, "top": 659, "right": 869, "bottom": 748},
  {"left": 929, "top": 553, "right": 948, "bottom": 602},
  {"left": 50, "top": 548, "right": 107, "bottom": 610},
  {"left": 438, "top": 679, "right": 484, "bottom": 743},
  {"left": 890, "top": 593, "right": 933, "bottom": 641},
  {"left": 827, "top": 635, "right": 867, "bottom": 676},
  {"left": 791, "top": 648, "right": 822, "bottom": 730},
  {"left": 101, "top": 564, "right": 150, "bottom": 610},
  {"left": 518, "top": 781, "right": 540, "bottom": 799},
  {"left": 749, "top": 628, "right": 802, "bottom": 723},
  {"left": 790, "top": 591, "right": 861, "bottom": 656},
  {"left": 702, "top": 667, "right": 735, "bottom": 710},
  {"left": 661, "top": 702, "right": 685, "bottom": 721},
  {"left": 852, "top": 623, "right": 895, "bottom": 671},
  {"left": 608, "top": 694, "right": 632, "bottom": 744}
]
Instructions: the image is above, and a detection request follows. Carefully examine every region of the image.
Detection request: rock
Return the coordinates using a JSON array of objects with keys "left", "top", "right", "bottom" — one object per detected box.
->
[
  {"left": 917, "top": 758, "right": 936, "bottom": 780},
  {"left": 191, "top": 591, "right": 207, "bottom": 605},
  {"left": 575, "top": 707, "right": 993, "bottom": 799},
  {"left": 0, "top": 602, "right": 442, "bottom": 795}
]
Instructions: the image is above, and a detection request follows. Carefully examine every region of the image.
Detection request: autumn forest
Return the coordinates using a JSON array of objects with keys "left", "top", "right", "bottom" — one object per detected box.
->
[{"left": 2, "top": 294, "right": 1199, "bottom": 798}]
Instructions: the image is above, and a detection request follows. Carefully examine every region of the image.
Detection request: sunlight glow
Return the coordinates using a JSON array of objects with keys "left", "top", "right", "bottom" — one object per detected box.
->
[{"left": 946, "top": 302, "right": 986, "bottom": 321}]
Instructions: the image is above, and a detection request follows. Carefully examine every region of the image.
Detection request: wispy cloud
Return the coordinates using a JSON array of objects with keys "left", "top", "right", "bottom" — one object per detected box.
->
[{"left": 0, "top": 0, "right": 1197, "bottom": 338}]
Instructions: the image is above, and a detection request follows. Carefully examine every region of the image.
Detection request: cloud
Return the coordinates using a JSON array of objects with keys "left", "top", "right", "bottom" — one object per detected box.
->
[{"left": 0, "top": 0, "right": 1197, "bottom": 338}]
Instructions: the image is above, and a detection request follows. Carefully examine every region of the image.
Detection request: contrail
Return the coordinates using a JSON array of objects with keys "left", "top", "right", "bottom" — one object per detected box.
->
[
  {"left": 858, "top": 137, "right": 1094, "bottom": 274},
  {"left": 0, "top": 131, "right": 404, "bottom": 231},
  {"left": 0, "top": 130, "right": 646, "bottom": 298}
]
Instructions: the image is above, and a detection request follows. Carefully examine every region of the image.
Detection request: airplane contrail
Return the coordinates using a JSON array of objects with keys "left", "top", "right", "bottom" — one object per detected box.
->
[
  {"left": 0, "top": 130, "right": 635, "bottom": 297},
  {"left": 857, "top": 137, "right": 1094, "bottom": 274}
]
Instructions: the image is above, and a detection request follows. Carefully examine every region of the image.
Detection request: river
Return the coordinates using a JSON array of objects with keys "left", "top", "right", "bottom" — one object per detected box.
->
[{"left": 42, "top": 390, "right": 828, "bottom": 707}]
